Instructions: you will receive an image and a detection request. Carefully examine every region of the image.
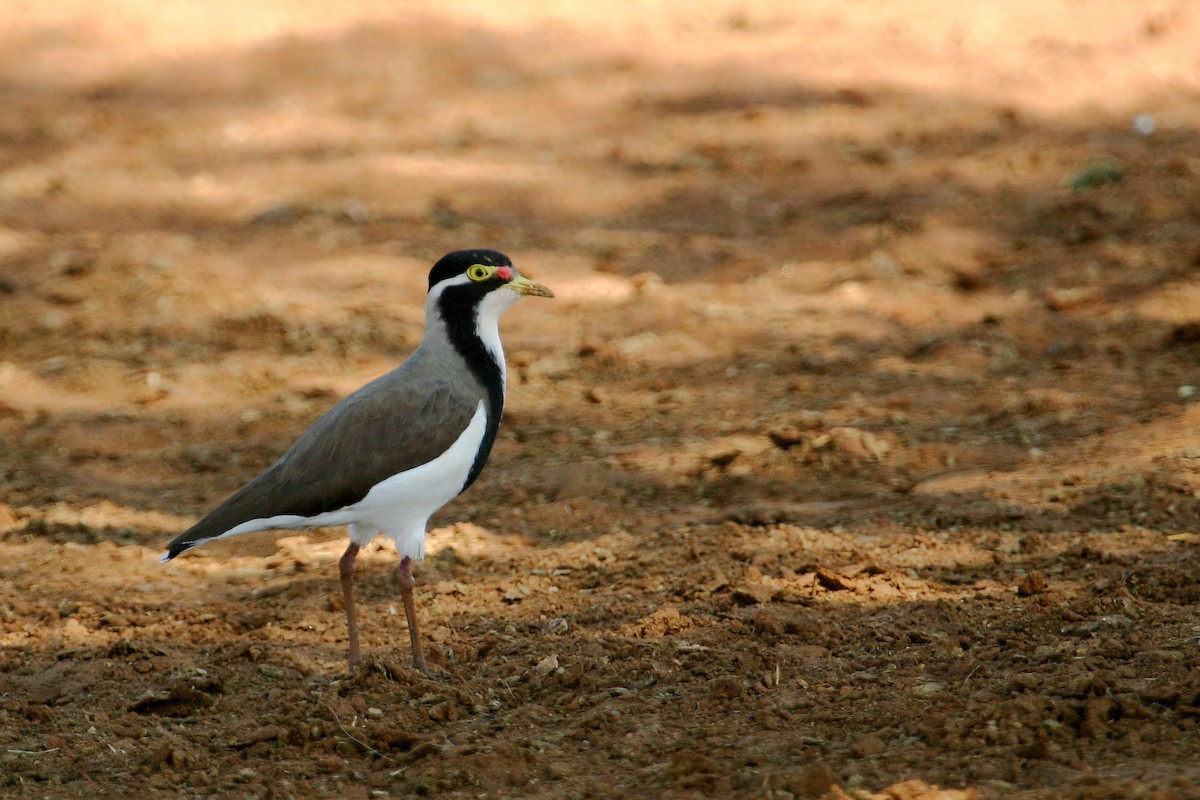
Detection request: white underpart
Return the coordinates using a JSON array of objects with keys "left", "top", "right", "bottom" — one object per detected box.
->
[{"left": 191, "top": 401, "right": 489, "bottom": 560}]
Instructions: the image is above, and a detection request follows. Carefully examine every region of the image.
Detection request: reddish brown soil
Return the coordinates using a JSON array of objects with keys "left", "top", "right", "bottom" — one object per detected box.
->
[{"left": 3, "top": 3, "right": 1200, "bottom": 798}]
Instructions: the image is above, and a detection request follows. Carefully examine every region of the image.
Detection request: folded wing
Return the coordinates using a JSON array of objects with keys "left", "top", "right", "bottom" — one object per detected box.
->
[{"left": 165, "top": 372, "right": 480, "bottom": 558}]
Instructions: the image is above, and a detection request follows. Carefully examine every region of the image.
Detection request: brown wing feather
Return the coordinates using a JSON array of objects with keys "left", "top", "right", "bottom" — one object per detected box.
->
[{"left": 165, "top": 369, "right": 481, "bottom": 558}]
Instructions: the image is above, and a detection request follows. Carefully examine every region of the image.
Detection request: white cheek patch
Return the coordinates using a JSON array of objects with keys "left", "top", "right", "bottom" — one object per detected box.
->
[{"left": 426, "top": 272, "right": 475, "bottom": 306}]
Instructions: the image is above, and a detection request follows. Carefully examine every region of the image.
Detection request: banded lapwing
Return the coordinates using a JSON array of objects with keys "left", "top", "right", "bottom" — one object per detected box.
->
[{"left": 163, "top": 249, "right": 553, "bottom": 672}]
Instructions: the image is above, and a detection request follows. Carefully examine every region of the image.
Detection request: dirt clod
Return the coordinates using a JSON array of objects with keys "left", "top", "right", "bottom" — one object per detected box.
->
[
  {"left": 851, "top": 734, "right": 886, "bottom": 758},
  {"left": 1016, "top": 571, "right": 1049, "bottom": 597}
]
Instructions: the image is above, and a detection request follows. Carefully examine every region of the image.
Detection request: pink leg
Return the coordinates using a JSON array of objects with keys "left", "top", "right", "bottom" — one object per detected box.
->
[
  {"left": 396, "top": 556, "right": 427, "bottom": 672},
  {"left": 339, "top": 543, "right": 361, "bottom": 670}
]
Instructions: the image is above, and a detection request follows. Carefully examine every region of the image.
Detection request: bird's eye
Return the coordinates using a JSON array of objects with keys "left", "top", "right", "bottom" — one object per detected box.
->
[{"left": 467, "top": 264, "right": 492, "bottom": 282}]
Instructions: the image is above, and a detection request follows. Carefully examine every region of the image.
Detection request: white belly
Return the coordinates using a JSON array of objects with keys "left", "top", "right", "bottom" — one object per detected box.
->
[
  {"left": 210, "top": 401, "right": 488, "bottom": 560},
  {"left": 348, "top": 400, "right": 488, "bottom": 558}
]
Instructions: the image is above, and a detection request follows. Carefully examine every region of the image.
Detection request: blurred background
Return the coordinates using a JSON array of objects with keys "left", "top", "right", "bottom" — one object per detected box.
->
[{"left": 2, "top": 2, "right": 1200, "bottom": 798}]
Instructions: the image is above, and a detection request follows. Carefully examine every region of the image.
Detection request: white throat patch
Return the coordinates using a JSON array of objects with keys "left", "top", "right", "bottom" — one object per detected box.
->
[{"left": 475, "top": 287, "right": 519, "bottom": 385}]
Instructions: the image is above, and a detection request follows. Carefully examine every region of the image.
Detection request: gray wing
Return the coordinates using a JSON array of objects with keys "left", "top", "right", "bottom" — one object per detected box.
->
[{"left": 166, "top": 368, "right": 481, "bottom": 557}]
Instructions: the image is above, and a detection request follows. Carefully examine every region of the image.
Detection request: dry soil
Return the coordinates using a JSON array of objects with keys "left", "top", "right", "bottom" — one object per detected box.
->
[{"left": 3, "top": 2, "right": 1200, "bottom": 798}]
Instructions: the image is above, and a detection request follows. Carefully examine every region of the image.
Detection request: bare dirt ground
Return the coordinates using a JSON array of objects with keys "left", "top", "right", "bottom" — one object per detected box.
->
[{"left": 3, "top": 2, "right": 1200, "bottom": 798}]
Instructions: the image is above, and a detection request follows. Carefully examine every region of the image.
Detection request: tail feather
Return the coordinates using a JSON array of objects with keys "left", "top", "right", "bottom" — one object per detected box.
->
[
  {"left": 163, "top": 469, "right": 286, "bottom": 560},
  {"left": 163, "top": 529, "right": 207, "bottom": 560}
]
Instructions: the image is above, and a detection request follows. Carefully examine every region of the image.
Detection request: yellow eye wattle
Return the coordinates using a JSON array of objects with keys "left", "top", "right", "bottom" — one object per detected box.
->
[{"left": 467, "top": 264, "right": 492, "bottom": 282}]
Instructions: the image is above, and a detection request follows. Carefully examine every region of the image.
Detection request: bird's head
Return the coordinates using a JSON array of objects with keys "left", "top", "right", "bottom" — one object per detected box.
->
[{"left": 426, "top": 249, "right": 554, "bottom": 308}]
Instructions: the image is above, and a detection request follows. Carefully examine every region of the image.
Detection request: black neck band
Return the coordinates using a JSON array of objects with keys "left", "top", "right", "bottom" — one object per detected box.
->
[{"left": 438, "top": 293, "right": 505, "bottom": 490}]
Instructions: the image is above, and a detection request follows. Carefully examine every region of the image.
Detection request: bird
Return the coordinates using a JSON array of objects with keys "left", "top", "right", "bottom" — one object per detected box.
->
[{"left": 162, "top": 249, "right": 553, "bottom": 672}]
